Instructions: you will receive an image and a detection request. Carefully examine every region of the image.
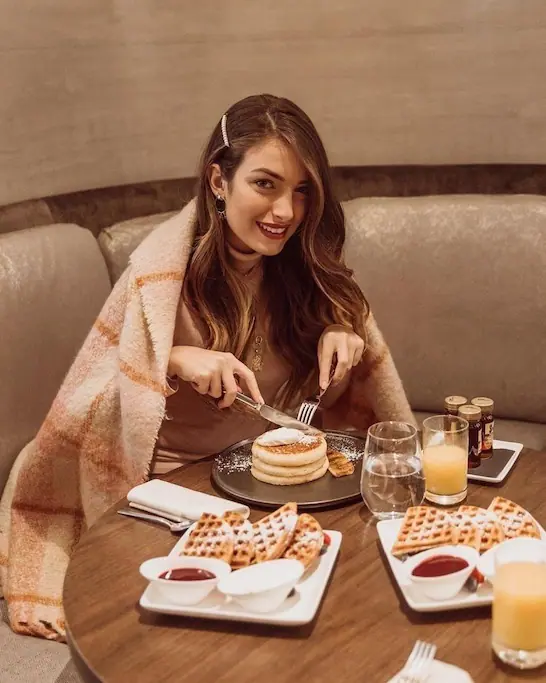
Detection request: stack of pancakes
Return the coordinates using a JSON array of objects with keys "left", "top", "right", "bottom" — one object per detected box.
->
[{"left": 251, "top": 428, "right": 328, "bottom": 486}]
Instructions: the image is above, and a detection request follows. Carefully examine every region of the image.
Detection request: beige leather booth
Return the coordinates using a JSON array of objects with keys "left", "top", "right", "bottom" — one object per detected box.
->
[
  {"left": 2, "top": 195, "right": 545, "bottom": 507},
  {"left": 1, "top": 192, "right": 546, "bottom": 683},
  {"left": 343, "top": 196, "right": 546, "bottom": 447}
]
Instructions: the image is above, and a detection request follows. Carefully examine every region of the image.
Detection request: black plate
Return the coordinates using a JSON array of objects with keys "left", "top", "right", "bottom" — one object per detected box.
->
[{"left": 211, "top": 431, "right": 365, "bottom": 510}]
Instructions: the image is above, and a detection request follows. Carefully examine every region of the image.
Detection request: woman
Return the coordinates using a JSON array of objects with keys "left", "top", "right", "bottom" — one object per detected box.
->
[
  {"left": 0, "top": 94, "right": 413, "bottom": 641},
  {"left": 155, "top": 94, "right": 373, "bottom": 473}
]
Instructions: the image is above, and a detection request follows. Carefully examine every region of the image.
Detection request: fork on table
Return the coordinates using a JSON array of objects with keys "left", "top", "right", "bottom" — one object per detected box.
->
[{"left": 396, "top": 640, "right": 437, "bottom": 683}]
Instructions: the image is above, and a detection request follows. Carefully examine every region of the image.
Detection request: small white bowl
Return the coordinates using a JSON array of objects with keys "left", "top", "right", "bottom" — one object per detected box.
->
[
  {"left": 139, "top": 556, "right": 231, "bottom": 605},
  {"left": 217, "top": 559, "right": 304, "bottom": 613},
  {"left": 478, "top": 537, "right": 546, "bottom": 583},
  {"left": 405, "top": 545, "right": 479, "bottom": 601}
]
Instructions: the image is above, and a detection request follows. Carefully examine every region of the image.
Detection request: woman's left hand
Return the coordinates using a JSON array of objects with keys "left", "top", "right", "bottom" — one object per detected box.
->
[{"left": 317, "top": 325, "right": 365, "bottom": 392}]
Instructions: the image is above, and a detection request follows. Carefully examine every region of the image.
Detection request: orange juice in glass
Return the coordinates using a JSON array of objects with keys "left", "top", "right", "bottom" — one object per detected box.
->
[
  {"left": 492, "top": 540, "right": 546, "bottom": 669},
  {"left": 422, "top": 415, "right": 469, "bottom": 505}
]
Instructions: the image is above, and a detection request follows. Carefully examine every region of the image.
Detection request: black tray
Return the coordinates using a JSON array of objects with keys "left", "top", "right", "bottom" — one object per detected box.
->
[
  {"left": 466, "top": 439, "right": 523, "bottom": 484},
  {"left": 211, "top": 431, "right": 365, "bottom": 510}
]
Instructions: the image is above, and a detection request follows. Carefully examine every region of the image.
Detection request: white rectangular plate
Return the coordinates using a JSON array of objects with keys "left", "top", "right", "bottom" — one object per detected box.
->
[
  {"left": 139, "top": 529, "right": 341, "bottom": 626},
  {"left": 376, "top": 517, "right": 546, "bottom": 613},
  {"left": 466, "top": 440, "right": 523, "bottom": 484}
]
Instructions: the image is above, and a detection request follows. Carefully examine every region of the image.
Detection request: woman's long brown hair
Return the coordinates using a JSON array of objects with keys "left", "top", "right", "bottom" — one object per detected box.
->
[{"left": 184, "top": 94, "right": 368, "bottom": 408}]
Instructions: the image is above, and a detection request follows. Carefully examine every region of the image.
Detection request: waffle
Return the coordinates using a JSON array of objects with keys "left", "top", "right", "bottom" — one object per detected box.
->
[
  {"left": 391, "top": 506, "right": 455, "bottom": 557},
  {"left": 487, "top": 496, "right": 541, "bottom": 540},
  {"left": 222, "top": 511, "right": 255, "bottom": 569},
  {"left": 327, "top": 449, "right": 355, "bottom": 478},
  {"left": 457, "top": 505, "right": 505, "bottom": 552},
  {"left": 449, "top": 511, "right": 482, "bottom": 552},
  {"left": 283, "top": 513, "right": 324, "bottom": 569},
  {"left": 252, "top": 501, "right": 299, "bottom": 562},
  {"left": 180, "top": 513, "right": 234, "bottom": 563}
]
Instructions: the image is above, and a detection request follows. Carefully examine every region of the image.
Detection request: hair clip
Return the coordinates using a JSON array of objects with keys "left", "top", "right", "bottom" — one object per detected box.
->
[{"left": 221, "top": 114, "right": 229, "bottom": 147}]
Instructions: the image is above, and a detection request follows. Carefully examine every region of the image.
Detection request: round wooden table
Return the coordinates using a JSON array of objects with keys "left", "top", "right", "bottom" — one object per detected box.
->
[{"left": 64, "top": 449, "right": 546, "bottom": 683}]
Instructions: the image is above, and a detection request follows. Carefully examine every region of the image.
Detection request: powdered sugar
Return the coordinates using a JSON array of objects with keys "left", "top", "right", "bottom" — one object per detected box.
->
[
  {"left": 257, "top": 510, "right": 297, "bottom": 537},
  {"left": 469, "top": 511, "right": 499, "bottom": 528},
  {"left": 235, "top": 523, "right": 254, "bottom": 545},
  {"left": 254, "top": 511, "right": 298, "bottom": 548},
  {"left": 201, "top": 528, "right": 232, "bottom": 544},
  {"left": 298, "top": 530, "right": 323, "bottom": 544},
  {"left": 300, "top": 434, "right": 321, "bottom": 444},
  {"left": 449, "top": 512, "right": 475, "bottom": 527},
  {"left": 501, "top": 511, "right": 534, "bottom": 532},
  {"left": 325, "top": 434, "right": 365, "bottom": 463},
  {"left": 182, "top": 520, "right": 234, "bottom": 555},
  {"left": 216, "top": 446, "right": 252, "bottom": 474}
]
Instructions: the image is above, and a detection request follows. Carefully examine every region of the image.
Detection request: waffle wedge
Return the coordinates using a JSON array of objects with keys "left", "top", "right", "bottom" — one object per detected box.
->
[
  {"left": 252, "top": 502, "right": 298, "bottom": 562},
  {"left": 181, "top": 512, "right": 234, "bottom": 563},
  {"left": 283, "top": 513, "right": 324, "bottom": 569},
  {"left": 391, "top": 506, "right": 455, "bottom": 558},
  {"left": 222, "top": 511, "right": 255, "bottom": 569},
  {"left": 487, "top": 496, "right": 541, "bottom": 540}
]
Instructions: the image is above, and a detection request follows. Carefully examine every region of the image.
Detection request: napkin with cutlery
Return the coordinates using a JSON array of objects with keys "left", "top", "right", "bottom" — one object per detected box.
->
[
  {"left": 126, "top": 480, "right": 250, "bottom": 522},
  {"left": 388, "top": 660, "right": 473, "bottom": 683}
]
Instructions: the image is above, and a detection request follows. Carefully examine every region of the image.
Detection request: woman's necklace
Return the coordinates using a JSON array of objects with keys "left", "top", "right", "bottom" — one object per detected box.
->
[
  {"left": 243, "top": 261, "right": 265, "bottom": 374},
  {"left": 249, "top": 332, "right": 264, "bottom": 373}
]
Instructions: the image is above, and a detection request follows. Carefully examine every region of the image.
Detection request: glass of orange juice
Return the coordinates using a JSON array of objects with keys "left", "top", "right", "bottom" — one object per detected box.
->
[
  {"left": 421, "top": 415, "right": 469, "bottom": 505},
  {"left": 492, "top": 540, "right": 546, "bottom": 669}
]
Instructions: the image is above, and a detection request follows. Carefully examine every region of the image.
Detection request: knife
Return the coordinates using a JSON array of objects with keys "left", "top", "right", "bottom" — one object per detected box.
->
[{"left": 234, "top": 392, "right": 323, "bottom": 436}]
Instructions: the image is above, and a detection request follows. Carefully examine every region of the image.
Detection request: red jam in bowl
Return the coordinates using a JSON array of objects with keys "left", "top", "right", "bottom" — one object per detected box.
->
[
  {"left": 158, "top": 568, "right": 216, "bottom": 581},
  {"left": 411, "top": 555, "right": 469, "bottom": 578}
]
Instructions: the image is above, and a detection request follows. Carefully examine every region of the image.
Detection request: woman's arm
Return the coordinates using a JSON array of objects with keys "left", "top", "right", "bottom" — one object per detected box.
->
[{"left": 320, "top": 313, "right": 415, "bottom": 434}]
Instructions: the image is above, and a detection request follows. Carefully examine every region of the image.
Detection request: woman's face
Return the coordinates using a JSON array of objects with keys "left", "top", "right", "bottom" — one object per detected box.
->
[{"left": 210, "top": 139, "right": 309, "bottom": 256}]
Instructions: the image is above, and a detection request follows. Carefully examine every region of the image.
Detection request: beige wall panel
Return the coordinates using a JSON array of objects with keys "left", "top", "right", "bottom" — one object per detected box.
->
[{"left": 1, "top": 1, "right": 546, "bottom": 204}]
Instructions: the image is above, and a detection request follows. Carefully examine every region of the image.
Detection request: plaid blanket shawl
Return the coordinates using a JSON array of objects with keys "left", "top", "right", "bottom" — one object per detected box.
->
[{"left": 0, "top": 199, "right": 414, "bottom": 640}]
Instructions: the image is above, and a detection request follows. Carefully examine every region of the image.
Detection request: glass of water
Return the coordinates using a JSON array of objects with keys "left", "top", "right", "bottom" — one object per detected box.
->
[{"left": 360, "top": 421, "right": 425, "bottom": 520}]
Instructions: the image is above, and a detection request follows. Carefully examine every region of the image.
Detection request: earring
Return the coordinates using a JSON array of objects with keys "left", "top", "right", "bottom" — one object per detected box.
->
[{"left": 215, "top": 194, "right": 226, "bottom": 219}]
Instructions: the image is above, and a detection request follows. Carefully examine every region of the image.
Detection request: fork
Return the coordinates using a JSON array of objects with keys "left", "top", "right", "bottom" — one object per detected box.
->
[
  {"left": 117, "top": 508, "right": 192, "bottom": 533},
  {"left": 296, "top": 373, "right": 334, "bottom": 426},
  {"left": 397, "top": 640, "right": 437, "bottom": 683}
]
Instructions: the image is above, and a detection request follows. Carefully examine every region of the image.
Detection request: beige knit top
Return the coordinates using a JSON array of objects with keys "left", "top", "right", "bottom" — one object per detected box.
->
[{"left": 153, "top": 247, "right": 292, "bottom": 474}]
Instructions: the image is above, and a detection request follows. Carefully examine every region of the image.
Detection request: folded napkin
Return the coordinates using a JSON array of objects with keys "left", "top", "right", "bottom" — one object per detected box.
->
[
  {"left": 127, "top": 480, "right": 250, "bottom": 522},
  {"left": 388, "top": 660, "right": 473, "bottom": 683}
]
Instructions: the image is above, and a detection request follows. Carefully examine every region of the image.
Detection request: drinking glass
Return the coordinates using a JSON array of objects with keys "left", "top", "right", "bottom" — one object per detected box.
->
[
  {"left": 422, "top": 415, "right": 469, "bottom": 505},
  {"left": 360, "top": 421, "right": 425, "bottom": 520},
  {"left": 492, "top": 540, "right": 546, "bottom": 669}
]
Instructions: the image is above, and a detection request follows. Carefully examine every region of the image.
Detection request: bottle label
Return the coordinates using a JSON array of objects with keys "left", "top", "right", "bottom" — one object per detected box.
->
[{"left": 482, "top": 418, "right": 494, "bottom": 451}]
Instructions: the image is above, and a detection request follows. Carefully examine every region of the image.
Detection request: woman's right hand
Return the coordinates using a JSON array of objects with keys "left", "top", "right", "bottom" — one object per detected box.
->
[{"left": 167, "top": 346, "right": 264, "bottom": 409}]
